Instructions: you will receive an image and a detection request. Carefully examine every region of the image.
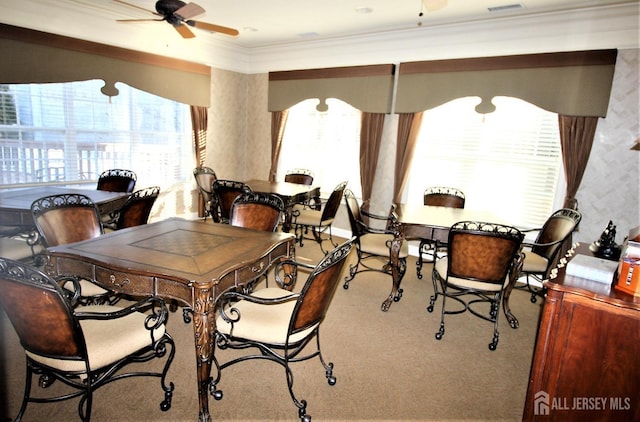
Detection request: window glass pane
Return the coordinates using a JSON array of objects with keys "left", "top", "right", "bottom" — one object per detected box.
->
[
  {"left": 406, "top": 96, "right": 562, "bottom": 228},
  {"left": 279, "top": 98, "right": 362, "bottom": 197},
  {"left": 0, "top": 80, "right": 192, "bottom": 189}
]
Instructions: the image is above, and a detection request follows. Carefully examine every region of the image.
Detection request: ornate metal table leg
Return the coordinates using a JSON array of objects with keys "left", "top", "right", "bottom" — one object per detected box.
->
[{"left": 191, "top": 284, "right": 215, "bottom": 422}]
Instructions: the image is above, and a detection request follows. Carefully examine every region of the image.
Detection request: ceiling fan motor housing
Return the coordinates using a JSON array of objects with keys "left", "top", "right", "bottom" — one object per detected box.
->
[{"left": 155, "top": 0, "right": 186, "bottom": 16}]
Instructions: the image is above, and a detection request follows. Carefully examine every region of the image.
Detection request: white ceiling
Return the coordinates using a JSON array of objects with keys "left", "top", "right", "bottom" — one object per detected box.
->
[{"left": 1, "top": 0, "right": 638, "bottom": 73}]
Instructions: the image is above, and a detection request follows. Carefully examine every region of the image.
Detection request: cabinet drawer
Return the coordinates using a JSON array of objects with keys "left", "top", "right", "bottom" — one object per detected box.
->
[{"left": 95, "top": 266, "right": 154, "bottom": 296}]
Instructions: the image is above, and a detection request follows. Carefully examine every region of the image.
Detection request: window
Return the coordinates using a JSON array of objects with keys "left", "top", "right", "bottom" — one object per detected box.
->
[
  {"left": 0, "top": 80, "right": 193, "bottom": 190},
  {"left": 405, "top": 97, "right": 562, "bottom": 228},
  {"left": 278, "top": 98, "right": 362, "bottom": 197}
]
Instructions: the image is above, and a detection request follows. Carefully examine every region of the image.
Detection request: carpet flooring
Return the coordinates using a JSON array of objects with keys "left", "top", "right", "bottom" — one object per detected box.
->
[{"left": 1, "top": 236, "right": 543, "bottom": 422}]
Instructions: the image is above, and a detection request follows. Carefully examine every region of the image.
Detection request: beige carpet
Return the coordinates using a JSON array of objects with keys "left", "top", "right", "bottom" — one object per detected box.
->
[{"left": 1, "top": 236, "right": 543, "bottom": 422}]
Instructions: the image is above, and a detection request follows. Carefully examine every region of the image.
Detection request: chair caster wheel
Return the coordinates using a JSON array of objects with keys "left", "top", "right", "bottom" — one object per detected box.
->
[
  {"left": 530, "top": 295, "right": 538, "bottom": 303},
  {"left": 343, "top": 283, "right": 349, "bottom": 289},
  {"left": 435, "top": 332, "right": 443, "bottom": 340},
  {"left": 327, "top": 375, "right": 336, "bottom": 385},
  {"left": 489, "top": 342, "right": 497, "bottom": 351},
  {"left": 426, "top": 304, "right": 434, "bottom": 313},
  {"left": 212, "top": 389, "right": 223, "bottom": 400},
  {"left": 160, "top": 400, "right": 172, "bottom": 411}
]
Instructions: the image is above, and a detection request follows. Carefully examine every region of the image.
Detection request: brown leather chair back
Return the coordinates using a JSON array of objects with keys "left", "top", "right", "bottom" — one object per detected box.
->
[
  {"left": 115, "top": 186, "right": 160, "bottom": 229},
  {"left": 97, "top": 169, "right": 137, "bottom": 193},
  {"left": 31, "top": 194, "right": 103, "bottom": 247},
  {"left": 230, "top": 192, "right": 284, "bottom": 232},
  {"left": 424, "top": 187, "right": 465, "bottom": 209}
]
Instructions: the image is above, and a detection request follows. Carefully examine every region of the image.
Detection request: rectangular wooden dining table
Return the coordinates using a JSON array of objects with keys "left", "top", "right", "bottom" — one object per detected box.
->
[
  {"left": 385, "top": 203, "right": 521, "bottom": 328},
  {"left": 0, "top": 185, "right": 129, "bottom": 229},
  {"left": 43, "top": 217, "right": 296, "bottom": 422},
  {"left": 244, "top": 179, "right": 321, "bottom": 232}
]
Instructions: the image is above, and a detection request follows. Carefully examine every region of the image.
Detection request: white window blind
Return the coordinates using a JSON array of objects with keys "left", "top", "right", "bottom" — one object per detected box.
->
[
  {"left": 0, "top": 80, "right": 193, "bottom": 190},
  {"left": 278, "top": 98, "right": 362, "bottom": 198},
  {"left": 405, "top": 96, "right": 562, "bottom": 229}
]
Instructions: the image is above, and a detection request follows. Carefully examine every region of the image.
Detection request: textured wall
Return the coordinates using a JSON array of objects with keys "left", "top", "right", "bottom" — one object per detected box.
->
[{"left": 577, "top": 48, "right": 639, "bottom": 244}]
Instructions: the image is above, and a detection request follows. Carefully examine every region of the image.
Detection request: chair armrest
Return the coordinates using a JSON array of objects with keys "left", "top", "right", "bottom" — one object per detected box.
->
[
  {"left": 217, "top": 289, "right": 300, "bottom": 324},
  {"left": 272, "top": 259, "right": 315, "bottom": 289},
  {"left": 55, "top": 275, "right": 82, "bottom": 306},
  {"left": 522, "top": 238, "right": 566, "bottom": 249},
  {"left": 75, "top": 296, "right": 169, "bottom": 330}
]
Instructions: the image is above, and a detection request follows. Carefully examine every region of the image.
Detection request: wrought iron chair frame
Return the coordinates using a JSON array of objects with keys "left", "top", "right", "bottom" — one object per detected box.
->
[
  {"left": 0, "top": 257, "right": 175, "bottom": 422},
  {"left": 104, "top": 186, "right": 160, "bottom": 230},
  {"left": 211, "top": 238, "right": 354, "bottom": 422},
  {"left": 230, "top": 192, "right": 285, "bottom": 233},
  {"left": 193, "top": 166, "right": 217, "bottom": 220},
  {"left": 519, "top": 208, "right": 582, "bottom": 302},
  {"left": 432, "top": 221, "right": 524, "bottom": 351},
  {"left": 96, "top": 168, "right": 137, "bottom": 193},
  {"left": 342, "top": 189, "right": 407, "bottom": 302},
  {"left": 211, "top": 179, "right": 253, "bottom": 223},
  {"left": 284, "top": 168, "right": 314, "bottom": 186},
  {"left": 417, "top": 186, "right": 466, "bottom": 279},
  {"left": 291, "top": 181, "right": 347, "bottom": 254},
  {"left": 31, "top": 193, "right": 118, "bottom": 305}
]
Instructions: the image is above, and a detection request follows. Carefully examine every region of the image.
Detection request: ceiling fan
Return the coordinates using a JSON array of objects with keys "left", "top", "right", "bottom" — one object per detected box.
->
[{"left": 114, "top": 0, "right": 239, "bottom": 39}]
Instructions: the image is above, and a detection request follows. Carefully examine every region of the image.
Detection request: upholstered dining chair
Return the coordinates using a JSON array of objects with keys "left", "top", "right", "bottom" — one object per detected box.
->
[
  {"left": 432, "top": 221, "right": 524, "bottom": 351},
  {"left": 416, "top": 186, "right": 466, "bottom": 279},
  {"left": 193, "top": 166, "right": 217, "bottom": 219},
  {"left": 0, "top": 257, "right": 175, "bottom": 422},
  {"left": 342, "top": 189, "right": 408, "bottom": 299},
  {"left": 105, "top": 186, "right": 160, "bottom": 231},
  {"left": 211, "top": 238, "right": 355, "bottom": 422},
  {"left": 230, "top": 192, "right": 285, "bottom": 232},
  {"left": 96, "top": 168, "right": 137, "bottom": 193},
  {"left": 519, "top": 208, "right": 582, "bottom": 302},
  {"left": 291, "top": 181, "right": 347, "bottom": 254},
  {"left": 284, "top": 168, "right": 314, "bottom": 185},
  {"left": 31, "top": 193, "right": 118, "bottom": 305},
  {"left": 211, "top": 179, "right": 253, "bottom": 223}
]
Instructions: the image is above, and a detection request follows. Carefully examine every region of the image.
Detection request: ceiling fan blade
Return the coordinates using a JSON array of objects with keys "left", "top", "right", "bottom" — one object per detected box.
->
[
  {"left": 117, "top": 18, "right": 164, "bottom": 23},
  {"left": 174, "top": 24, "right": 196, "bottom": 39},
  {"left": 113, "top": 0, "right": 160, "bottom": 16},
  {"left": 423, "top": 0, "right": 448, "bottom": 12},
  {"left": 189, "top": 20, "right": 239, "bottom": 36},
  {"left": 175, "top": 2, "right": 206, "bottom": 20}
]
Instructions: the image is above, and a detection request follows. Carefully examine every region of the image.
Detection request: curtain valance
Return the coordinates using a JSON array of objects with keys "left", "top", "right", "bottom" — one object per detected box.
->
[
  {"left": 0, "top": 23, "right": 211, "bottom": 107},
  {"left": 268, "top": 64, "right": 395, "bottom": 113},
  {"left": 395, "top": 50, "right": 617, "bottom": 117}
]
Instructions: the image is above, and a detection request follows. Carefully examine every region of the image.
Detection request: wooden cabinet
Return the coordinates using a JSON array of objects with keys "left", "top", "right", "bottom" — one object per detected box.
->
[{"left": 523, "top": 244, "right": 640, "bottom": 421}]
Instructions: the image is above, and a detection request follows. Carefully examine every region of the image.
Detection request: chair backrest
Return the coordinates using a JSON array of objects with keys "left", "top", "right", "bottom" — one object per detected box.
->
[
  {"left": 193, "top": 166, "right": 217, "bottom": 200},
  {"left": 532, "top": 208, "right": 582, "bottom": 261},
  {"left": 212, "top": 180, "right": 253, "bottom": 222},
  {"left": 115, "top": 186, "right": 160, "bottom": 229},
  {"left": 31, "top": 194, "right": 103, "bottom": 247},
  {"left": 0, "top": 258, "right": 85, "bottom": 361},
  {"left": 343, "top": 189, "right": 367, "bottom": 238},
  {"left": 290, "top": 238, "right": 354, "bottom": 335},
  {"left": 284, "top": 169, "right": 314, "bottom": 186},
  {"left": 230, "top": 192, "right": 284, "bottom": 232},
  {"left": 320, "top": 181, "right": 348, "bottom": 223},
  {"left": 424, "top": 187, "right": 465, "bottom": 209},
  {"left": 96, "top": 169, "right": 137, "bottom": 193},
  {"left": 447, "top": 221, "right": 523, "bottom": 288}
]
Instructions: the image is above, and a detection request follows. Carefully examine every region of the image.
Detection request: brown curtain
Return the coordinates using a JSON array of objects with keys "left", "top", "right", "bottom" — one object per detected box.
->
[
  {"left": 393, "top": 112, "right": 424, "bottom": 204},
  {"left": 558, "top": 115, "right": 599, "bottom": 210},
  {"left": 268, "top": 110, "right": 289, "bottom": 182},
  {"left": 190, "top": 105, "right": 208, "bottom": 216},
  {"left": 360, "top": 112, "right": 385, "bottom": 202},
  {"left": 557, "top": 114, "right": 598, "bottom": 255}
]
